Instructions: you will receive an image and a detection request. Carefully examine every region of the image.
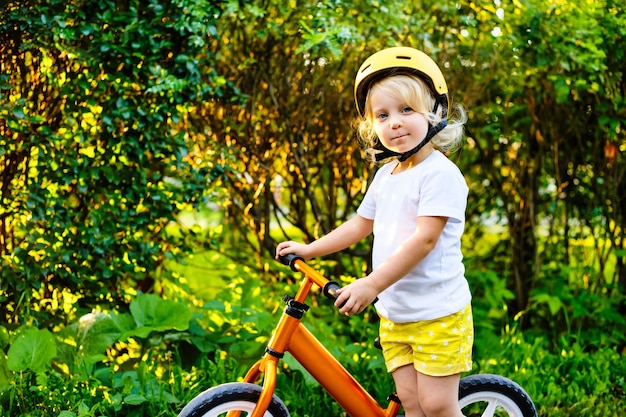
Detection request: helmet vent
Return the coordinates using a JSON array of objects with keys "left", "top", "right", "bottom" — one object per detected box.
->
[
  {"left": 396, "top": 55, "right": 411, "bottom": 60},
  {"left": 360, "top": 64, "right": 372, "bottom": 74}
]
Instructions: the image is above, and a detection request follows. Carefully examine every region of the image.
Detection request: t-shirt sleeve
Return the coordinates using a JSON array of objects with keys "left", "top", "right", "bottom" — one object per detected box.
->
[
  {"left": 356, "top": 165, "right": 389, "bottom": 220},
  {"left": 417, "top": 164, "right": 468, "bottom": 223},
  {"left": 357, "top": 179, "right": 377, "bottom": 220}
]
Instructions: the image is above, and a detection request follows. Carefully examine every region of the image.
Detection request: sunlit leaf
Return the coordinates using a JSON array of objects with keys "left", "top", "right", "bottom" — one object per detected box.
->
[
  {"left": 129, "top": 294, "right": 192, "bottom": 334},
  {"left": 7, "top": 328, "right": 57, "bottom": 373}
]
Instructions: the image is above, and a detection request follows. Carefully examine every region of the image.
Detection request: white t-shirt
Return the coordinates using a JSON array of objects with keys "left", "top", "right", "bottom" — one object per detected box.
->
[{"left": 357, "top": 150, "right": 471, "bottom": 322}]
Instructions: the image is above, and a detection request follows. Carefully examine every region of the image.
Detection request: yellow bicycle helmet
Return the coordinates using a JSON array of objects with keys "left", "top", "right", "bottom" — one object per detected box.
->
[
  {"left": 354, "top": 46, "right": 449, "bottom": 117},
  {"left": 354, "top": 47, "right": 450, "bottom": 162}
]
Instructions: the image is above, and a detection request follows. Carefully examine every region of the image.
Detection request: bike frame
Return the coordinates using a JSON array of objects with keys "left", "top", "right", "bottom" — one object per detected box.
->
[{"left": 236, "top": 256, "right": 401, "bottom": 417}]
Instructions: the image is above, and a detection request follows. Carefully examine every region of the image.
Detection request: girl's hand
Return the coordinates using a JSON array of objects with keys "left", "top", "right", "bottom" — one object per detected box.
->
[
  {"left": 335, "top": 277, "right": 379, "bottom": 315},
  {"left": 275, "top": 241, "right": 310, "bottom": 260}
]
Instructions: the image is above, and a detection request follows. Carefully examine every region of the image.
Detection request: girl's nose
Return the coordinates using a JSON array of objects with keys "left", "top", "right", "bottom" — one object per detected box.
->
[{"left": 389, "top": 116, "right": 401, "bottom": 129}]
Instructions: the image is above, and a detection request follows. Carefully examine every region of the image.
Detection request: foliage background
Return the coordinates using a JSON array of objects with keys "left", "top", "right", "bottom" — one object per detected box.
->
[{"left": 1, "top": 0, "right": 624, "bottom": 416}]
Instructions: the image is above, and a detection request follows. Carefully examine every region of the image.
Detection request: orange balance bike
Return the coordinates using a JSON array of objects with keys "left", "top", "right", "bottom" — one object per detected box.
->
[{"left": 178, "top": 254, "right": 538, "bottom": 417}]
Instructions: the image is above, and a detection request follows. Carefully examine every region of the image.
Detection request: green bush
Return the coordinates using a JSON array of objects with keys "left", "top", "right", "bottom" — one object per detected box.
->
[
  {"left": 2, "top": 262, "right": 624, "bottom": 416},
  {"left": 0, "top": 0, "right": 237, "bottom": 328},
  {"left": 471, "top": 325, "right": 625, "bottom": 417}
]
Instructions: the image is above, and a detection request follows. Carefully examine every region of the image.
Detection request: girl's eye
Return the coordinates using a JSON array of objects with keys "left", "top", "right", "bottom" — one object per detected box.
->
[
  {"left": 401, "top": 106, "right": 413, "bottom": 113},
  {"left": 376, "top": 113, "right": 388, "bottom": 120}
]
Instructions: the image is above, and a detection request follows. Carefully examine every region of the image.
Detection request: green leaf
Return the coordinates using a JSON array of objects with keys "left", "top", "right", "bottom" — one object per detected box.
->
[
  {"left": 0, "top": 353, "right": 12, "bottom": 388},
  {"left": 129, "top": 294, "right": 192, "bottom": 334},
  {"left": 76, "top": 311, "right": 135, "bottom": 362},
  {"left": 7, "top": 328, "right": 57, "bottom": 372},
  {"left": 12, "top": 108, "right": 25, "bottom": 119},
  {"left": 0, "top": 326, "right": 8, "bottom": 349},
  {"left": 534, "top": 293, "right": 564, "bottom": 316},
  {"left": 123, "top": 393, "right": 147, "bottom": 405}
]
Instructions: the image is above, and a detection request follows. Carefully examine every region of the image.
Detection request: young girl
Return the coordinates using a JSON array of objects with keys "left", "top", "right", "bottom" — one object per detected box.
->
[{"left": 276, "top": 46, "right": 472, "bottom": 417}]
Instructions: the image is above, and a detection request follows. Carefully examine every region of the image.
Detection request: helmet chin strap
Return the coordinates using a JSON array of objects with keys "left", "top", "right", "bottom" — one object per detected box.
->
[{"left": 374, "top": 118, "right": 448, "bottom": 162}]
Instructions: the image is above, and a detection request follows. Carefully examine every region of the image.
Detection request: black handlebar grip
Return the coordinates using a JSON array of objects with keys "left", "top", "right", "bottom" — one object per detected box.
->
[
  {"left": 323, "top": 281, "right": 346, "bottom": 308},
  {"left": 278, "top": 253, "right": 305, "bottom": 271},
  {"left": 323, "top": 281, "right": 341, "bottom": 300}
]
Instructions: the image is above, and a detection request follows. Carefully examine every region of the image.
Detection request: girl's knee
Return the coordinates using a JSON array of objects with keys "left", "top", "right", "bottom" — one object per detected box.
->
[
  {"left": 418, "top": 394, "right": 462, "bottom": 417},
  {"left": 395, "top": 383, "right": 419, "bottom": 411},
  {"left": 418, "top": 398, "right": 445, "bottom": 417},
  {"left": 414, "top": 373, "right": 462, "bottom": 417}
]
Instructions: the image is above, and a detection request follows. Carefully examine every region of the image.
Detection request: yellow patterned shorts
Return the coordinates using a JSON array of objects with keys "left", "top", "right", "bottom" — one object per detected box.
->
[{"left": 379, "top": 303, "right": 474, "bottom": 376}]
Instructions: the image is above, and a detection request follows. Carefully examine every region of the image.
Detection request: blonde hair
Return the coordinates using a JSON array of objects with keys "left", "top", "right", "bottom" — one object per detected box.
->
[{"left": 356, "top": 75, "right": 467, "bottom": 162}]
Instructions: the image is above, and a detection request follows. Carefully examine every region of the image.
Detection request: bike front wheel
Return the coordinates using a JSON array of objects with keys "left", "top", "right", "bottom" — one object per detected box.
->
[
  {"left": 178, "top": 382, "right": 291, "bottom": 417},
  {"left": 459, "top": 374, "right": 537, "bottom": 417}
]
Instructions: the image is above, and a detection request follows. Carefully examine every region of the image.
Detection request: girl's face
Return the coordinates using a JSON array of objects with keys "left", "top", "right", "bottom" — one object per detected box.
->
[{"left": 369, "top": 83, "right": 430, "bottom": 156}]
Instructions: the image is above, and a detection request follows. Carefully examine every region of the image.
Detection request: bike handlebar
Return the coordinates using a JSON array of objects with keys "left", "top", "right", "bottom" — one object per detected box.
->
[
  {"left": 277, "top": 254, "right": 377, "bottom": 307},
  {"left": 323, "top": 281, "right": 342, "bottom": 299},
  {"left": 278, "top": 253, "right": 304, "bottom": 271}
]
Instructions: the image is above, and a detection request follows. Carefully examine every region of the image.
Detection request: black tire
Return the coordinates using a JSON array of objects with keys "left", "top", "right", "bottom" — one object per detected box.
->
[
  {"left": 178, "top": 382, "right": 291, "bottom": 417},
  {"left": 459, "top": 374, "right": 538, "bottom": 417}
]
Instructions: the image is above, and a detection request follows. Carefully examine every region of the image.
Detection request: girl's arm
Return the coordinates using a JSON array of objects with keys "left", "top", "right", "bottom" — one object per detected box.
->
[
  {"left": 275, "top": 214, "right": 373, "bottom": 260},
  {"left": 335, "top": 215, "right": 448, "bottom": 314}
]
